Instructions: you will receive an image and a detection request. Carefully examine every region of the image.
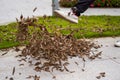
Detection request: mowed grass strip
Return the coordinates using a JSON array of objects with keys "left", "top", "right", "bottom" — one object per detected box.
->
[{"left": 0, "top": 16, "right": 120, "bottom": 49}]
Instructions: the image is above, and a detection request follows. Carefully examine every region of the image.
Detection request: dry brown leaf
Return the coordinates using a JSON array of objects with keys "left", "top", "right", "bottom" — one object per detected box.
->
[
  {"left": 16, "top": 15, "right": 101, "bottom": 73},
  {"left": 12, "top": 67, "right": 15, "bottom": 75}
]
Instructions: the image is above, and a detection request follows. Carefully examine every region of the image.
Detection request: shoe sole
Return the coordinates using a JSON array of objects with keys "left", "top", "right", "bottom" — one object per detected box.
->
[{"left": 54, "top": 10, "right": 78, "bottom": 24}]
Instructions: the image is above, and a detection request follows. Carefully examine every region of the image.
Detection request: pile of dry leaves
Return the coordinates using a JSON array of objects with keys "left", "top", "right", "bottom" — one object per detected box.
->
[{"left": 16, "top": 15, "right": 101, "bottom": 73}]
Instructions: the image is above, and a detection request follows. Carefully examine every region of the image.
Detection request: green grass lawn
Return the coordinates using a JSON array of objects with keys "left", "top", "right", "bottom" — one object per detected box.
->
[{"left": 0, "top": 16, "right": 120, "bottom": 49}]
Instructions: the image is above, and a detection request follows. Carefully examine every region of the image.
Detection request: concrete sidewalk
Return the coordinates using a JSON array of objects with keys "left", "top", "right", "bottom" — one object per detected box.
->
[
  {"left": 60, "top": 8, "right": 120, "bottom": 16},
  {"left": 0, "top": 0, "right": 120, "bottom": 25},
  {"left": 0, "top": 0, "right": 52, "bottom": 25},
  {"left": 0, "top": 37, "right": 120, "bottom": 80}
]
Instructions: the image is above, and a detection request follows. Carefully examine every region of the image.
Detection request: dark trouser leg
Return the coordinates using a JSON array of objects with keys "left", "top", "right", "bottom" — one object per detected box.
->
[{"left": 72, "top": 0, "right": 95, "bottom": 16}]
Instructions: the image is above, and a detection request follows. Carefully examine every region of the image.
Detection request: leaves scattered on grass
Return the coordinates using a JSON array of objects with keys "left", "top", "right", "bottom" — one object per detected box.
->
[{"left": 14, "top": 15, "right": 102, "bottom": 75}]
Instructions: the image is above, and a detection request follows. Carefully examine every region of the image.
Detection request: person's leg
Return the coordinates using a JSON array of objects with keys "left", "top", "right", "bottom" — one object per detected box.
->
[
  {"left": 54, "top": 0, "right": 95, "bottom": 23},
  {"left": 72, "top": 0, "right": 95, "bottom": 16}
]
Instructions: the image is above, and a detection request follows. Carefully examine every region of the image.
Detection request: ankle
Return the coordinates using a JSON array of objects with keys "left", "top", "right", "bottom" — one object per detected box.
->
[{"left": 71, "top": 7, "right": 80, "bottom": 17}]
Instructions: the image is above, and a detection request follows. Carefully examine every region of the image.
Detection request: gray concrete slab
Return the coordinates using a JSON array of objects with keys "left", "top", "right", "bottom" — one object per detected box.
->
[
  {"left": 0, "top": 37, "right": 120, "bottom": 80},
  {"left": 94, "top": 37, "right": 120, "bottom": 59},
  {"left": 0, "top": 0, "right": 52, "bottom": 25}
]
